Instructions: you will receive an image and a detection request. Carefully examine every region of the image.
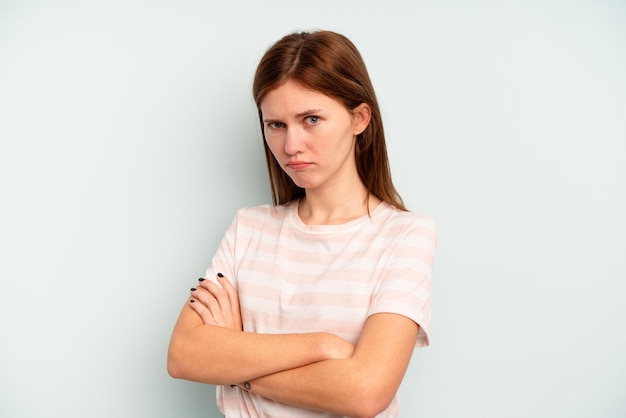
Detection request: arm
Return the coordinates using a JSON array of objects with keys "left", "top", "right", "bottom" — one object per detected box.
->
[
  {"left": 167, "top": 275, "right": 355, "bottom": 385},
  {"left": 244, "top": 312, "right": 419, "bottom": 418},
  {"left": 237, "top": 217, "right": 436, "bottom": 416}
]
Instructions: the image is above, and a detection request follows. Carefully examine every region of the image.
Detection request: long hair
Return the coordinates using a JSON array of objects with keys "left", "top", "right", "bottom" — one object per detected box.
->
[{"left": 252, "top": 30, "right": 407, "bottom": 211}]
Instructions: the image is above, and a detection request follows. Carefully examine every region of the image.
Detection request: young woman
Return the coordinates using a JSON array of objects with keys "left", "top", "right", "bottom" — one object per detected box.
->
[{"left": 168, "top": 30, "right": 437, "bottom": 418}]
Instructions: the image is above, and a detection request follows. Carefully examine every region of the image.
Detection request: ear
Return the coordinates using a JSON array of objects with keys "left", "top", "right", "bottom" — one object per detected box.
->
[{"left": 352, "top": 103, "right": 372, "bottom": 135}]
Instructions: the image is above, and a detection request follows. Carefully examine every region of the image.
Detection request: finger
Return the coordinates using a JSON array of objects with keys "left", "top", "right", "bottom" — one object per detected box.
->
[
  {"left": 196, "top": 278, "right": 231, "bottom": 326},
  {"left": 201, "top": 280, "right": 232, "bottom": 318},
  {"left": 187, "top": 297, "right": 218, "bottom": 325},
  {"left": 217, "top": 274, "right": 242, "bottom": 329},
  {"left": 190, "top": 287, "right": 226, "bottom": 326}
]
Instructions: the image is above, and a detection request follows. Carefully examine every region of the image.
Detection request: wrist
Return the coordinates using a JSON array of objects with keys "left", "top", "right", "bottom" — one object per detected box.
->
[{"left": 231, "top": 381, "right": 252, "bottom": 390}]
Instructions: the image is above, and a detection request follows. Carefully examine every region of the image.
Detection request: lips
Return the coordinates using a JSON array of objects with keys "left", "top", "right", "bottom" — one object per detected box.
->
[{"left": 286, "top": 161, "right": 312, "bottom": 170}]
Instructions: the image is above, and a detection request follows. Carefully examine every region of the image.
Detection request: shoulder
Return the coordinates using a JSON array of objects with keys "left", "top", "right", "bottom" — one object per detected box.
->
[
  {"left": 376, "top": 203, "right": 437, "bottom": 243},
  {"left": 233, "top": 202, "right": 295, "bottom": 227}
]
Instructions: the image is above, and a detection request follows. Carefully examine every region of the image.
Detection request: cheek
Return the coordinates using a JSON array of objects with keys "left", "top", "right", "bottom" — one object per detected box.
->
[{"left": 264, "top": 136, "right": 282, "bottom": 158}]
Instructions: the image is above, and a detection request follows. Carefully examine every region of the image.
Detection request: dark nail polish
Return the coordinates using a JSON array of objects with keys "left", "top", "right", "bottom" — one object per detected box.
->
[
  {"left": 217, "top": 272, "right": 224, "bottom": 278},
  {"left": 198, "top": 278, "right": 206, "bottom": 282},
  {"left": 190, "top": 299, "right": 195, "bottom": 303},
  {"left": 190, "top": 287, "right": 197, "bottom": 291}
]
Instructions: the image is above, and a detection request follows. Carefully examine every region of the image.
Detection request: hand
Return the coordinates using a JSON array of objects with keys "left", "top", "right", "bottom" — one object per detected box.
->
[{"left": 189, "top": 273, "right": 243, "bottom": 331}]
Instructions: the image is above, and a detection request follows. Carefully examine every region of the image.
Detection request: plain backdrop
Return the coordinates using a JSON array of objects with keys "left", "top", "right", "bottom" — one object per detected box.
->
[{"left": 1, "top": 1, "right": 625, "bottom": 417}]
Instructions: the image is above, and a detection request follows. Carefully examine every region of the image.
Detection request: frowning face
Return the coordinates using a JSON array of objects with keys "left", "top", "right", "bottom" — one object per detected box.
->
[{"left": 260, "top": 80, "right": 370, "bottom": 193}]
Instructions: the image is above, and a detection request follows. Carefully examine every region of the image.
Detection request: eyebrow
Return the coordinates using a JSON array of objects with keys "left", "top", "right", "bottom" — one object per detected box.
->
[
  {"left": 295, "top": 108, "right": 323, "bottom": 118},
  {"left": 262, "top": 109, "right": 323, "bottom": 124}
]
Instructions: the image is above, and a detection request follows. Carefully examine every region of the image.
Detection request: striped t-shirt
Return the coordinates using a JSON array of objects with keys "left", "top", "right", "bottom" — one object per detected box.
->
[{"left": 205, "top": 200, "right": 437, "bottom": 418}]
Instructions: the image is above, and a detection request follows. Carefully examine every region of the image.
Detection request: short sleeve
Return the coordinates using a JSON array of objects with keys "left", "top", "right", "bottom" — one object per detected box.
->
[
  {"left": 203, "top": 214, "right": 239, "bottom": 285},
  {"left": 367, "top": 217, "right": 437, "bottom": 347}
]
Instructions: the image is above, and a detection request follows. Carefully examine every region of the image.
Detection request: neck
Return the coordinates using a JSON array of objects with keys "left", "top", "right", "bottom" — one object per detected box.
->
[{"left": 298, "top": 180, "right": 380, "bottom": 225}]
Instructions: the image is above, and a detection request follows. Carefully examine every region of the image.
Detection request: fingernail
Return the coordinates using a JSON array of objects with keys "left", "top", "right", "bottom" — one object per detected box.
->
[
  {"left": 198, "top": 278, "right": 206, "bottom": 282},
  {"left": 190, "top": 287, "right": 197, "bottom": 291},
  {"left": 217, "top": 272, "right": 224, "bottom": 278},
  {"left": 190, "top": 299, "right": 195, "bottom": 303}
]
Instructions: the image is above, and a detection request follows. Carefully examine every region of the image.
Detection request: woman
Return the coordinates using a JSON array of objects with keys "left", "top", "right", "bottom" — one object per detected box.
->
[{"left": 168, "top": 30, "right": 437, "bottom": 418}]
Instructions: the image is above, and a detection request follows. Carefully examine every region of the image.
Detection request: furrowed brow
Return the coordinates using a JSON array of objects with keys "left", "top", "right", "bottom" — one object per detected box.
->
[
  {"left": 262, "top": 109, "right": 323, "bottom": 124},
  {"left": 295, "top": 109, "right": 323, "bottom": 118}
]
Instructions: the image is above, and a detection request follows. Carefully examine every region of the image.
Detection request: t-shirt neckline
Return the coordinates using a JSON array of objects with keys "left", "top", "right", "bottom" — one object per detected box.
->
[{"left": 288, "top": 199, "right": 389, "bottom": 234}]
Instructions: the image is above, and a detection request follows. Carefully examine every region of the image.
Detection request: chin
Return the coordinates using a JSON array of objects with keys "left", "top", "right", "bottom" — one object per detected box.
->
[
  {"left": 288, "top": 175, "right": 315, "bottom": 190},
  {"left": 293, "top": 181, "right": 313, "bottom": 190}
]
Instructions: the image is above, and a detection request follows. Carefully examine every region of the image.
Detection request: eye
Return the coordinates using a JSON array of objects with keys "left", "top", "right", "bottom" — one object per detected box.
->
[
  {"left": 304, "top": 116, "right": 320, "bottom": 125},
  {"left": 266, "top": 121, "right": 285, "bottom": 129}
]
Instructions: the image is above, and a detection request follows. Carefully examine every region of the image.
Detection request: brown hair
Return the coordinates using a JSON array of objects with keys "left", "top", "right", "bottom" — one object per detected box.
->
[{"left": 252, "top": 30, "right": 407, "bottom": 211}]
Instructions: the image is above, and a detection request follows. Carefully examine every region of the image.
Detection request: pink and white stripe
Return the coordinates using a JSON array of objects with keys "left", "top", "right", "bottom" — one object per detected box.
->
[{"left": 204, "top": 200, "right": 436, "bottom": 417}]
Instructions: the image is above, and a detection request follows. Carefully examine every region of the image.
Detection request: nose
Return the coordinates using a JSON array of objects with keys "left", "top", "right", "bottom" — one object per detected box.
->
[{"left": 284, "top": 127, "right": 304, "bottom": 155}]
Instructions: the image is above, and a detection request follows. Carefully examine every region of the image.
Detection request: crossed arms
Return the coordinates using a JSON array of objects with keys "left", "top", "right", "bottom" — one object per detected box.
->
[{"left": 167, "top": 274, "right": 419, "bottom": 418}]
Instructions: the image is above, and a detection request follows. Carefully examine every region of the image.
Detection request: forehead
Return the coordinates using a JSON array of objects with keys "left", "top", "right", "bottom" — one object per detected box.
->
[{"left": 260, "top": 80, "right": 344, "bottom": 116}]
